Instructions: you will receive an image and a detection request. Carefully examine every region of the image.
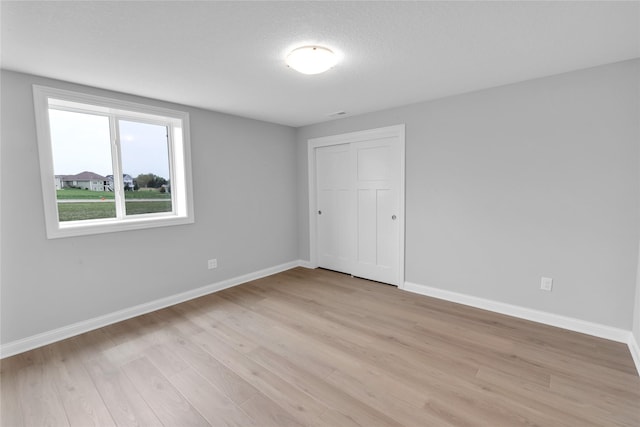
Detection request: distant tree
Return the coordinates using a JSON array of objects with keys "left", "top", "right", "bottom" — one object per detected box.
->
[
  {"left": 152, "top": 176, "right": 167, "bottom": 188},
  {"left": 135, "top": 173, "right": 152, "bottom": 188},
  {"left": 135, "top": 173, "right": 167, "bottom": 189}
]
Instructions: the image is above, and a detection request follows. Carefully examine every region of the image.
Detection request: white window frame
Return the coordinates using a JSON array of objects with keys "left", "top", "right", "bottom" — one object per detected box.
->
[{"left": 33, "top": 85, "right": 195, "bottom": 239}]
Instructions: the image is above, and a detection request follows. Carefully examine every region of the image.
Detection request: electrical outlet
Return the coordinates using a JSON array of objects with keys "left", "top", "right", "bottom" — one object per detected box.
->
[
  {"left": 540, "top": 277, "right": 553, "bottom": 291},
  {"left": 208, "top": 259, "right": 217, "bottom": 269}
]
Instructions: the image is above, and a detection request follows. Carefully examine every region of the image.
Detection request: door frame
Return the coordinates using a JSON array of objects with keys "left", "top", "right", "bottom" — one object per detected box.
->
[{"left": 307, "top": 124, "right": 406, "bottom": 287}]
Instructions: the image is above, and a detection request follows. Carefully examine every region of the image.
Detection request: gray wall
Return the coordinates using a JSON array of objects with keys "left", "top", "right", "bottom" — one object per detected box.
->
[
  {"left": 297, "top": 59, "right": 640, "bottom": 330},
  {"left": 634, "top": 247, "right": 640, "bottom": 345},
  {"left": 1, "top": 70, "right": 298, "bottom": 344}
]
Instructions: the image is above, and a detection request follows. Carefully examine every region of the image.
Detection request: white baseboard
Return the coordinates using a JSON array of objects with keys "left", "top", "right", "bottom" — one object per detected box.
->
[
  {"left": 297, "top": 260, "right": 316, "bottom": 269},
  {"left": 0, "top": 260, "right": 307, "bottom": 359},
  {"left": 629, "top": 334, "right": 640, "bottom": 376},
  {"left": 403, "top": 281, "right": 631, "bottom": 344}
]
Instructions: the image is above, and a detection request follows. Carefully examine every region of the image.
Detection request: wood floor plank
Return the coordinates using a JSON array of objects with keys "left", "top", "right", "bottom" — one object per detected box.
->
[
  {"left": 324, "top": 367, "right": 460, "bottom": 427},
  {"left": 475, "top": 366, "right": 627, "bottom": 427},
  {"left": 203, "top": 298, "right": 347, "bottom": 379},
  {"left": 121, "top": 356, "right": 210, "bottom": 426},
  {"left": 168, "top": 366, "right": 258, "bottom": 427},
  {"left": 188, "top": 329, "right": 346, "bottom": 427},
  {"left": 549, "top": 372, "right": 640, "bottom": 420},
  {"left": 2, "top": 267, "right": 639, "bottom": 426},
  {"left": 162, "top": 329, "right": 260, "bottom": 405},
  {"left": 14, "top": 348, "right": 70, "bottom": 427},
  {"left": 143, "top": 342, "right": 191, "bottom": 378},
  {"left": 0, "top": 369, "right": 25, "bottom": 427},
  {"left": 80, "top": 351, "right": 163, "bottom": 427},
  {"left": 239, "top": 393, "right": 306, "bottom": 427},
  {"left": 247, "top": 345, "right": 404, "bottom": 427},
  {"left": 43, "top": 340, "right": 116, "bottom": 427},
  {"left": 0, "top": 346, "right": 45, "bottom": 374},
  {"left": 173, "top": 299, "right": 262, "bottom": 355}
]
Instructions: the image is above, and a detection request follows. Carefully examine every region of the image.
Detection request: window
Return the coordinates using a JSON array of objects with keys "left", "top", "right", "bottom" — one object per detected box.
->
[{"left": 33, "top": 85, "right": 194, "bottom": 238}]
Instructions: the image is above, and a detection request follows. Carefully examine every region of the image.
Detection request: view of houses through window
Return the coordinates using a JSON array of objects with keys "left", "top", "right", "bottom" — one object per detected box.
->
[{"left": 49, "top": 109, "right": 173, "bottom": 221}]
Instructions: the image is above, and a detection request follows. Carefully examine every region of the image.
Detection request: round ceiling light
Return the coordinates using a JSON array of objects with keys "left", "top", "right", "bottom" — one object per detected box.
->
[{"left": 286, "top": 46, "right": 338, "bottom": 75}]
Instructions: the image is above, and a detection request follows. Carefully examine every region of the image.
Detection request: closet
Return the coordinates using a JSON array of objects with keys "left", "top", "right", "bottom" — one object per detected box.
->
[{"left": 309, "top": 125, "right": 405, "bottom": 286}]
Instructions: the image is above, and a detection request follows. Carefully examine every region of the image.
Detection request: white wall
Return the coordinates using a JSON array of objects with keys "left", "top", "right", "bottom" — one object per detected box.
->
[
  {"left": 297, "top": 59, "right": 640, "bottom": 330},
  {"left": 0, "top": 70, "right": 298, "bottom": 345}
]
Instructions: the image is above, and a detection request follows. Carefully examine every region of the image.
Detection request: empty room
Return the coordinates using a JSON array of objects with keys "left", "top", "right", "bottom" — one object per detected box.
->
[{"left": 1, "top": 1, "right": 639, "bottom": 426}]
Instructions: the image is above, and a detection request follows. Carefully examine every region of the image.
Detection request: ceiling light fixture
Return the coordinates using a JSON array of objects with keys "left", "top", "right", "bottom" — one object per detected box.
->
[{"left": 286, "top": 45, "right": 338, "bottom": 75}]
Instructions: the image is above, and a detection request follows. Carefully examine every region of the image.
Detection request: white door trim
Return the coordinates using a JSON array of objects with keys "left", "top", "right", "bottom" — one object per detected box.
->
[{"left": 308, "top": 124, "right": 406, "bottom": 287}]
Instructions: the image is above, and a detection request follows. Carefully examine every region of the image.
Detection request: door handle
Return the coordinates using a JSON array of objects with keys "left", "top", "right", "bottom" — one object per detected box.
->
[{"left": 392, "top": 215, "right": 397, "bottom": 220}]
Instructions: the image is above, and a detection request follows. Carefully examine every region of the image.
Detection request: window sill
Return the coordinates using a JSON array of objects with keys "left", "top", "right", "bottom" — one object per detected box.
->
[{"left": 47, "top": 214, "right": 194, "bottom": 239}]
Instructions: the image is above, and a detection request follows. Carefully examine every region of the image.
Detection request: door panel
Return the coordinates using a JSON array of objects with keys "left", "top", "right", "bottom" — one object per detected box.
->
[
  {"left": 376, "top": 188, "right": 395, "bottom": 269},
  {"left": 357, "top": 145, "right": 390, "bottom": 181},
  {"left": 316, "top": 144, "right": 353, "bottom": 274},
  {"left": 357, "top": 189, "right": 376, "bottom": 265},
  {"left": 352, "top": 138, "right": 399, "bottom": 284}
]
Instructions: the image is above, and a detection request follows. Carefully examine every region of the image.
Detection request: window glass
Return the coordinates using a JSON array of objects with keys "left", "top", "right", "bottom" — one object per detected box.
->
[
  {"left": 119, "top": 120, "right": 173, "bottom": 216},
  {"left": 49, "top": 109, "right": 115, "bottom": 221}
]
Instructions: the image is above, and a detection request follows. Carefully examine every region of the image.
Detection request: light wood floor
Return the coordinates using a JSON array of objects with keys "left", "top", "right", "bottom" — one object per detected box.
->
[{"left": 2, "top": 267, "right": 639, "bottom": 426}]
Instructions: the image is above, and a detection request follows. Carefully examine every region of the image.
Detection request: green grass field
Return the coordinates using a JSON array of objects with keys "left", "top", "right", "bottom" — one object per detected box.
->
[
  {"left": 57, "top": 201, "right": 172, "bottom": 221},
  {"left": 125, "top": 201, "right": 172, "bottom": 215},
  {"left": 56, "top": 188, "right": 170, "bottom": 200}
]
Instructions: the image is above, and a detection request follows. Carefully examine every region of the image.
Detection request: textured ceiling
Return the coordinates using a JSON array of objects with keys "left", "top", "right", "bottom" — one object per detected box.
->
[{"left": 2, "top": 1, "right": 638, "bottom": 127}]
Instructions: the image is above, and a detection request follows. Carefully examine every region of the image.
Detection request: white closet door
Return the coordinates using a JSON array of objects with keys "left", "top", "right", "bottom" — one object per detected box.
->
[
  {"left": 352, "top": 137, "right": 400, "bottom": 284},
  {"left": 313, "top": 127, "right": 403, "bottom": 286},
  {"left": 315, "top": 144, "right": 354, "bottom": 275}
]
